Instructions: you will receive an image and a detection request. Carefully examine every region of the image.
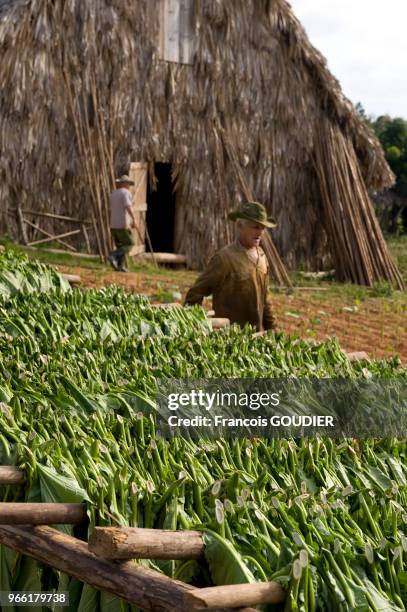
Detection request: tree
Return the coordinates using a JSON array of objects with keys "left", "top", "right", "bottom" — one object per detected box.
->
[{"left": 356, "top": 103, "right": 407, "bottom": 232}]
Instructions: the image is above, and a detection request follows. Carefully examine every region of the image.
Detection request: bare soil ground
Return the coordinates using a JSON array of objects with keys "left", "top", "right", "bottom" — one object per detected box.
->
[{"left": 55, "top": 264, "right": 407, "bottom": 363}]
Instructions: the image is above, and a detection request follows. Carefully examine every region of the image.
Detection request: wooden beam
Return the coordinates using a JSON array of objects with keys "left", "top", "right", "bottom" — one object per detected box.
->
[
  {"left": 185, "top": 582, "right": 286, "bottom": 609},
  {"left": 24, "top": 218, "right": 77, "bottom": 252},
  {"left": 0, "top": 466, "right": 25, "bottom": 485},
  {"left": 89, "top": 527, "right": 204, "bottom": 560},
  {"left": 151, "top": 303, "right": 182, "bottom": 309},
  {"left": 61, "top": 273, "right": 81, "bottom": 285},
  {"left": 24, "top": 246, "right": 100, "bottom": 259},
  {"left": 345, "top": 351, "right": 369, "bottom": 362},
  {"left": 82, "top": 224, "right": 91, "bottom": 253},
  {"left": 290, "top": 287, "right": 330, "bottom": 292},
  {"left": 210, "top": 318, "right": 230, "bottom": 330},
  {"left": 253, "top": 331, "right": 267, "bottom": 338},
  {"left": 17, "top": 206, "right": 28, "bottom": 245},
  {"left": 137, "top": 252, "right": 187, "bottom": 265},
  {"left": 0, "top": 503, "right": 87, "bottom": 525},
  {"left": 0, "top": 525, "right": 197, "bottom": 611},
  {"left": 0, "top": 526, "right": 258, "bottom": 612},
  {"left": 129, "top": 243, "right": 146, "bottom": 257},
  {"left": 14, "top": 209, "right": 91, "bottom": 224},
  {"left": 28, "top": 229, "right": 81, "bottom": 247}
]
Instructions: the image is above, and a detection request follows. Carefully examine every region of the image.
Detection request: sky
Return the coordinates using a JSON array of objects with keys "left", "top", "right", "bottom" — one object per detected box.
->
[{"left": 289, "top": 0, "right": 407, "bottom": 119}]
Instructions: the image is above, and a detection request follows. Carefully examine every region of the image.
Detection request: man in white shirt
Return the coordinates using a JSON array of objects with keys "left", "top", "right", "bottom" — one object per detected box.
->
[{"left": 108, "top": 175, "right": 137, "bottom": 272}]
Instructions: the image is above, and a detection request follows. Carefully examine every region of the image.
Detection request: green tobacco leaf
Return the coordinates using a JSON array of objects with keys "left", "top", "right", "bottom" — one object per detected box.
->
[
  {"left": 365, "top": 466, "right": 393, "bottom": 492},
  {"left": 0, "top": 544, "right": 17, "bottom": 612},
  {"left": 202, "top": 529, "right": 255, "bottom": 585},
  {"left": 38, "top": 464, "right": 89, "bottom": 504},
  {"left": 361, "top": 576, "right": 403, "bottom": 611},
  {"left": 174, "top": 560, "right": 201, "bottom": 583},
  {"left": 13, "top": 556, "right": 42, "bottom": 612},
  {"left": 38, "top": 463, "right": 89, "bottom": 535},
  {"left": 100, "top": 590, "right": 128, "bottom": 612},
  {"left": 76, "top": 584, "right": 99, "bottom": 612}
]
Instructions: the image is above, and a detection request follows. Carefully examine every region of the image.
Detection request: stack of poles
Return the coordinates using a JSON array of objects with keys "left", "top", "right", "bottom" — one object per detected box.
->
[
  {"left": 63, "top": 70, "right": 115, "bottom": 260},
  {"left": 0, "top": 467, "right": 286, "bottom": 611},
  {"left": 314, "top": 120, "right": 404, "bottom": 289},
  {"left": 216, "top": 124, "right": 292, "bottom": 287}
]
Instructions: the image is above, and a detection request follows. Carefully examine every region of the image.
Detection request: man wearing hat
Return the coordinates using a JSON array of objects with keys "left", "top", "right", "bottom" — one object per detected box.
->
[
  {"left": 184, "top": 201, "right": 276, "bottom": 331},
  {"left": 108, "top": 175, "right": 137, "bottom": 272}
]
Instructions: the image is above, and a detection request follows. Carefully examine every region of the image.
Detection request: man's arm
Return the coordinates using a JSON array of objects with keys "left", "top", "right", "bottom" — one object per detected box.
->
[
  {"left": 124, "top": 191, "right": 136, "bottom": 228},
  {"left": 263, "top": 287, "right": 277, "bottom": 330},
  {"left": 128, "top": 208, "right": 137, "bottom": 228},
  {"left": 184, "top": 254, "right": 224, "bottom": 306}
]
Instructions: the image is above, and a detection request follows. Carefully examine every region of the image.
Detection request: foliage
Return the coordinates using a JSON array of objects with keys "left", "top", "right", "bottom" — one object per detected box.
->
[
  {"left": 0, "top": 250, "right": 406, "bottom": 611},
  {"left": 0, "top": 250, "right": 69, "bottom": 298},
  {"left": 374, "top": 116, "right": 407, "bottom": 199},
  {"left": 356, "top": 104, "right": 407, "bottom": 202}
]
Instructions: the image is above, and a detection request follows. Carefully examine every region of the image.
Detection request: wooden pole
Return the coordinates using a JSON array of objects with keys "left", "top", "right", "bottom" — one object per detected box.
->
[
  {"left": 210, "top": 318, "right": 230, "bottom": 329},
  {"left": 89, "top": 527, "right": 204, "bottom": 560},
  {"left": 216, "top": 124, "right": 291, "bottom": 287},
  {"left": 0, "top": 503, "right": 87, "bottom": 525},
  {"left": 62, "top": 70, "right": 104, "bottom": 259},
  {"left": 24, "top": 246, "right": 99, "bottom": 259},
  {"left": 82, "top": 224, "right": 91, "bottom": 253},
  {"left": 16, "top": 206, "right": 29, "bottom": 245},
  {"left": 0, "top": 466, "right": 25, "bottom": 485},
  {"left": 61, "top": 273, "right": 81, "bottom": 285},
  {"left": 24, "top": 219, "right": 77, "bottom": 252},
  {"left": 27, "top": 229, "right": 81, "bottom": 247},
  {"left": 0, "top": 526, "right": 257, "bottom": 612},
  {"left": 151, "top": 303, "right": 182, "bottom": 309},
  {"left": 0, "top": 526, "right": 208, "bottom": 612},
  {"left": 137, "top": 253, "right": 187, "bottom": 265},
  {"left": 14, "top": 210, "right": 91, "bottom": 224},
  {"left": 185, "top": 582, "right": 286, "bottom": 609}
]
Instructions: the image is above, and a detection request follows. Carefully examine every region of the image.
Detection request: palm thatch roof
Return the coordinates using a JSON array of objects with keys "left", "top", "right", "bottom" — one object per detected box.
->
[{"left": 0, "top": 0, "right": 402, "bottom": 287}]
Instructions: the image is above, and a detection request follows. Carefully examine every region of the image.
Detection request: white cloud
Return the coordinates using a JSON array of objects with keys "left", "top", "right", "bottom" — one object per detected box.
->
[{"left": 289, "top": 0, "right": 407, "bottom": 117}]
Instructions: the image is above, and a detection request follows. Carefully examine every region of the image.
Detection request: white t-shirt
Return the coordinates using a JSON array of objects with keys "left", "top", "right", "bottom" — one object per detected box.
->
[{"left": 110, "top": 188, "right": 133, "bottom": 229}]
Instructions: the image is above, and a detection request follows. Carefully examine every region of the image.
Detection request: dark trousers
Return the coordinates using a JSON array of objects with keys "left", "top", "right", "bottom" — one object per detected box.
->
[{"left": 110, "top": 229, "right": 135, "bottom": 268}]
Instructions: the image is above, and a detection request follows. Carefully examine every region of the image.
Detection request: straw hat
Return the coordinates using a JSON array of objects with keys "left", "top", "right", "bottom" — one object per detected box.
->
[
  {"left": 228, "top": 201, "right": 277, "bottom": 228},
  {"left": 115, "top": 174, "right": 135, "bottom": 185}
]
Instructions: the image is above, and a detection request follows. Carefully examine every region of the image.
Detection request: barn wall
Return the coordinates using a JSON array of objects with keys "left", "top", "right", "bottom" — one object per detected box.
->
[{"left": 0, "top": 0, "right": 387, "bottom": 269}]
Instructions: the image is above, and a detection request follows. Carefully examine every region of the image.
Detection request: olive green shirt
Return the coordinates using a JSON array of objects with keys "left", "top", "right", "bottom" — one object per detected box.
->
[{"left": 184, "top": 242, "right": 276, "bottom": 331}]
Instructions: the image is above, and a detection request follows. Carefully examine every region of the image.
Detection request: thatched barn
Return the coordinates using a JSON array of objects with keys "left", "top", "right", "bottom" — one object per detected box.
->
[{"left": 0, "top": 0, "right": 403, "bottom": 286}]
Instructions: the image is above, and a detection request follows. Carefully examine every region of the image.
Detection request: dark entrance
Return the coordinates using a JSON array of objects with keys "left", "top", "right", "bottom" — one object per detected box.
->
[{"left": 146, "top": 163, "right": 176, "bottom": 253}]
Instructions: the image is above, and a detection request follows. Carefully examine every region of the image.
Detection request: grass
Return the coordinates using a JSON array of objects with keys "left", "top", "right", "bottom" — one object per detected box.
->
[
  {"left": 387, "top": 234, "right": 407, "bottom": 284},
  {"left": 275, "top": 235, "right": 407, "bottom": 302},
  {"left": 1, "top": 235, "right": 406, "bottom": 304}
]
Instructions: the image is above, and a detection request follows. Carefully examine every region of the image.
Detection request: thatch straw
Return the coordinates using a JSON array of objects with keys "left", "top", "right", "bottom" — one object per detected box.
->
[{"left": 0, "top": 0, "right": 400, "bottom": 286}]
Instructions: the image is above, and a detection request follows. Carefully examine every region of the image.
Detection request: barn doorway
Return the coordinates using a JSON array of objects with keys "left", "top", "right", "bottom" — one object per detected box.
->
[{"left": 146, "top": 163, "right": 176, "bottom": 253}]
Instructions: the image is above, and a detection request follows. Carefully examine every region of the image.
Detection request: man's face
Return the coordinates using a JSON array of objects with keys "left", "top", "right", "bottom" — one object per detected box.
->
[{"left": 238, "top": 221, "right": 265, "bottom": 248}]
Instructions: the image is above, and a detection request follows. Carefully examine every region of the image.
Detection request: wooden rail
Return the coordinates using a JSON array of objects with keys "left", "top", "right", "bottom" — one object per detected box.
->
[
  {"left": 89, "top": 527, "right": 204, "bottom": 560},
  {"left": 24, "top": 246, "right": 100, "bottom": 259},
  {"left": 0, "top": 466, "right": 26, "bottom": 485},
  {"left": 186, "top": 582, "right": 286, "bottom": 609},
  {"left": 61, "top": 273, "right": 81, "bottom": 285},
  {"left": 151, "top": 302, "right": 182, "bottom": 309},
  {"left": 137, "top": 252, "right": 187, "bottom": 265},
  {"left": 0, "top": 503, "right": 87, "bottom": 525},
  {"left": 0, "top": 525, "right": 258, "bottom": 612},
  {"left": 28, "top": 229, "right": 81, "bottom": 247},
  {"left": 0, "top": 525, "right": 194, "bottom": 611},
  {"left": 0, "top": 470, "right": 285, "bottom": 609},
  {"left": 210, "top": 318, "right": 230, "bottom": 329}
]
